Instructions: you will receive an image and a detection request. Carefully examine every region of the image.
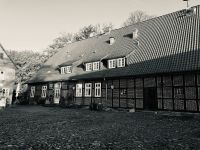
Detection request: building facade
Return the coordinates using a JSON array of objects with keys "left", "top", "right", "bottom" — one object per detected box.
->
[
  {"left": 0, "top": 44, "right": 16, "bottom": 106},
  {"left": 27, "top": 6, "right": 200, "bottom": 112}
]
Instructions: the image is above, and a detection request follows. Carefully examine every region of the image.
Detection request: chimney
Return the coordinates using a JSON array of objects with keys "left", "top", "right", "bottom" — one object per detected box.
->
[
  {"left": 185, "top": 7, "right": 197, "bottom": 16},
  {"left": 109, "top": 37, "right": 115, "bottom": 45},
  {"left": 132, "top": 29, "right": 138, "bottom": 39}
]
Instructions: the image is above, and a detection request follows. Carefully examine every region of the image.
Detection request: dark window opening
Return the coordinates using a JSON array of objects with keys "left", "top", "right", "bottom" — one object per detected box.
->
[{"left": 0, "top": 53, "right": 3, "bottom": 59}]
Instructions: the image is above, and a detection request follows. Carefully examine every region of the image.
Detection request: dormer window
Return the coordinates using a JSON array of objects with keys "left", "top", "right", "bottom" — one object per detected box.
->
[
  {"left": 93, "top": 62, "right": 100, "bottom": 70},
  {"left": 117, "top": 58, "right": 125, "bottom": 67},
  {"left": 185, "top": 7, "right": 197, "bottom": 16},
  {"left": 61, "top": 66, "right": 72, "bottom": 74},
  {"left": 109, "top": 37, "right": 115, "bottom": 45},
  {"left": 86, "top": 63, "right": 92, "bottom": 71},
  {"left": 108, "top": 57, "right": 126, "bottom": 69},
  {"left": 108, "top": 59, "right": 116, "bottom": 68},
  {"left": 86, "top": 61, "right": 100, "bottom": 71},
  {"left": 133, "top": 29, "right": 138, "bottom": 39}
]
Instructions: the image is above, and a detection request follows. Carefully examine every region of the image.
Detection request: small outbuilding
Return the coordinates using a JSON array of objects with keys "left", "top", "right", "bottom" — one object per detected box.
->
[{"left": 0, "top": 44, "right": 16, "bottom": 107}]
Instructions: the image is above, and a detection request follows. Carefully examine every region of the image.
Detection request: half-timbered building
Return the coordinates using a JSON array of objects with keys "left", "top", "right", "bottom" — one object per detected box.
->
[{"left": 27, "top": 6, "right": 200, "bottom": 112}]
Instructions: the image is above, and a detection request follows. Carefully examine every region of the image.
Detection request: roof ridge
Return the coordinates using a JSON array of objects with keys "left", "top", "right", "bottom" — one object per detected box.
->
[{"left": 59, "top": 5, "right": 200, "bottom": 47}]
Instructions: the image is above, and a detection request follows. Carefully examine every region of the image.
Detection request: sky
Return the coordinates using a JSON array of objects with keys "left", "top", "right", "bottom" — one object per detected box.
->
[{"left": 0, "top": 0, "right": 200, "bottom": 52}]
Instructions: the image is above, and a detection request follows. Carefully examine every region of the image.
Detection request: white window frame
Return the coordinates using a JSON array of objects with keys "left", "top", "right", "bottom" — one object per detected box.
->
[
  {"left": 41, "top": 86, "right": 47, "bottom": 98},
  {"left": 108, "top": 59, "right": 116, "bottom": 68},
  {"left": 61, "top": 66, "right": 72, "bottom": 74},
  {"left": 85, "top": 83, "right": 92, "bottom": 97},
  {"left": 30, "top": 86, "right": 35, "bottom": 98},
  {"left": 66, "top": 66, "right": 72, "bottom": 73},
  {"left": 117, "top": 58, "right": 125, "bottom": 67},
  {"left": 95, "top": 83, "right": 101, "bottom": 97},
  {"left": 54, "top": 82, "right": 61, "bottom": 89},
  {"left": 61, "top": 67, "right": 65, "bottom": 74},
  {"left": 93, "top": 62, "right": 100, "bottom": 71},
  {"left": 86, "top": 63, "right": 92, "bottom": 71},
  {"left": 76, "top": 84, "right": 82, "bottom": 97},
  {"left": 2, "top": 88, "right": 9, "bottom": 97}
]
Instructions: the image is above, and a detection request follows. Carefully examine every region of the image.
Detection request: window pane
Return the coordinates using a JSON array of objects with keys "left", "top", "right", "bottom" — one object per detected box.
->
[
  {"left": 86, "top": 63, "right": 92, "bottom": 71},
  {"left": 30, "top": 86, "right": 35, "bottom": 98},
  {"left": 108, "top": 59, "right": 116, "bottom": 68},
  {"left": 41, "top": 86, "right": 47, "bottom": 98},
  {"left": 76, "top": 84, "right": 82, "bottom": 97},
  {"left": 85, "top": 83, "right": 92, "bottom": 97},
  {"left": 95, "top": 83, "right": 101, "bottom": 97}
]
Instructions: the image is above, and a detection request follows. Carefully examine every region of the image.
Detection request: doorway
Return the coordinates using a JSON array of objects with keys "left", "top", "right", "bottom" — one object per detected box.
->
[
  {"left": 54, "top": 89, "right": 60, "bottom": 104},
  {"left": 143, "top": 87, "right": 157, "bottom": 110}
]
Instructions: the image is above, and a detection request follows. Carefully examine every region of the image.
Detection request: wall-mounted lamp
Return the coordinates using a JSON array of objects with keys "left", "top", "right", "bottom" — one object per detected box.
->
[
  {"left": 72, "top": 86, "right": 75, "bottom": 90},
  {"left": 111, "top": 85, "right": 114, "bottom": 89}
]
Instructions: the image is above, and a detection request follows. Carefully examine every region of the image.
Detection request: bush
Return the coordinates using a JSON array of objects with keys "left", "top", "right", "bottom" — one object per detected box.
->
[
  {"left": 37, "top": 98, "right": 46, "bottom": 105},
  {"left": 18, "top": 93, "right": 29, "bottom": 105},
  {"left": 90, "top": 103, "right": 103, "bottom": 111},
  {"left": 59, "top": 96, "right": 66, "bottom": 108},
  {"left": 59, "top": 94, "right": 75, "bottom": 108}
]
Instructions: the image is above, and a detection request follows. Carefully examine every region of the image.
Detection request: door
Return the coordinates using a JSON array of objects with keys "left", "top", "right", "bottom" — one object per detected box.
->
[
  {"left": 54, "top": 89, "right": 60, "bottom": 104},
  {"left": 54, "top": 83, "right": 61, "bottom": 104},
  {"left": 143, "top": 87, "right": 157, "bottom": 110}
]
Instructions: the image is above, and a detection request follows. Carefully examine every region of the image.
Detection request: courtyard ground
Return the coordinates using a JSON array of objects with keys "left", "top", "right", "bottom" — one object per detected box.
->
[{"left": 0, "top": 106, "right": 200, "bottom": 150}]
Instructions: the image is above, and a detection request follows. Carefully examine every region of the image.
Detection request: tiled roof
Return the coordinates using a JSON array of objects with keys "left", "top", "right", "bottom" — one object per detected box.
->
[{"left": 28, "top": 6, "right": 200, "bottom": 83}]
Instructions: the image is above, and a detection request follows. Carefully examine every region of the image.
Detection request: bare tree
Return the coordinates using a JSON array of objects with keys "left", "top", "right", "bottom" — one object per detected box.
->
[
  {"left": 45, "top": 23, "right": 115, "bottom": 56},
  {"left": 48, "top": 32, "right": 74, "bottom": 49},
  {"left": 95, "top": 23, "right": 114, "bottom": 34},
  {"left": 123, "top": 10, "right": 155, "bottom": 26}
]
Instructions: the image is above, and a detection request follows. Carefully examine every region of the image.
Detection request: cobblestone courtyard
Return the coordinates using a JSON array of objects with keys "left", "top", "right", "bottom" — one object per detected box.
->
[{"left": 0, "top": 106, "right": 200, "bottom": 149}]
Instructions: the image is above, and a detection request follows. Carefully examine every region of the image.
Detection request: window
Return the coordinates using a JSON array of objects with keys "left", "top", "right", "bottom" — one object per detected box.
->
[
  {"left": 30, "top": 86, "right": 35, "bottom": 98},
  {"left": 85, "top": 83, "right": 92, "bottom": 97},
  {"left": 61, "top": 66, "right": 72, "bottom": 74},
  {"left": 41, "top": 86, "right": 47, "bottom": 98},
  {"left": 0, "top": 53, "right": 3, "bottom": 59},
  {"left": 54, "top": 82, "right": 61, "bottom": 89},
  {"left": 0, "top": 71, "right": 4, "bottom": 80},
  {"left": 108, "top": 59, "right": 116, "bottom": 68},
  {"left": 49, "top": 83, "right": 53, "bottom": 89},
  {"left": 2, "top": 88, "right": 9, "bottom": 97},
  {"left": 95, "top": 83, "right": 101, "bottom": 97},
  {"left": 86, "top": 63, "right": 92, "bottom": 71},
  {"left": 93, "top": 62, "right": 100, "bottom": 70},
  {"left": 61, "top": 67, "right": 65, "bottom": 74},
  {"left": 76, "top": 84, "right": 82, "bottom": 97},
  {"left": 117, "top": 58, "right": 125, "bottom": 67},
  {"left": 185, "top": 7, "right": 197, "bottom": 16}
]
